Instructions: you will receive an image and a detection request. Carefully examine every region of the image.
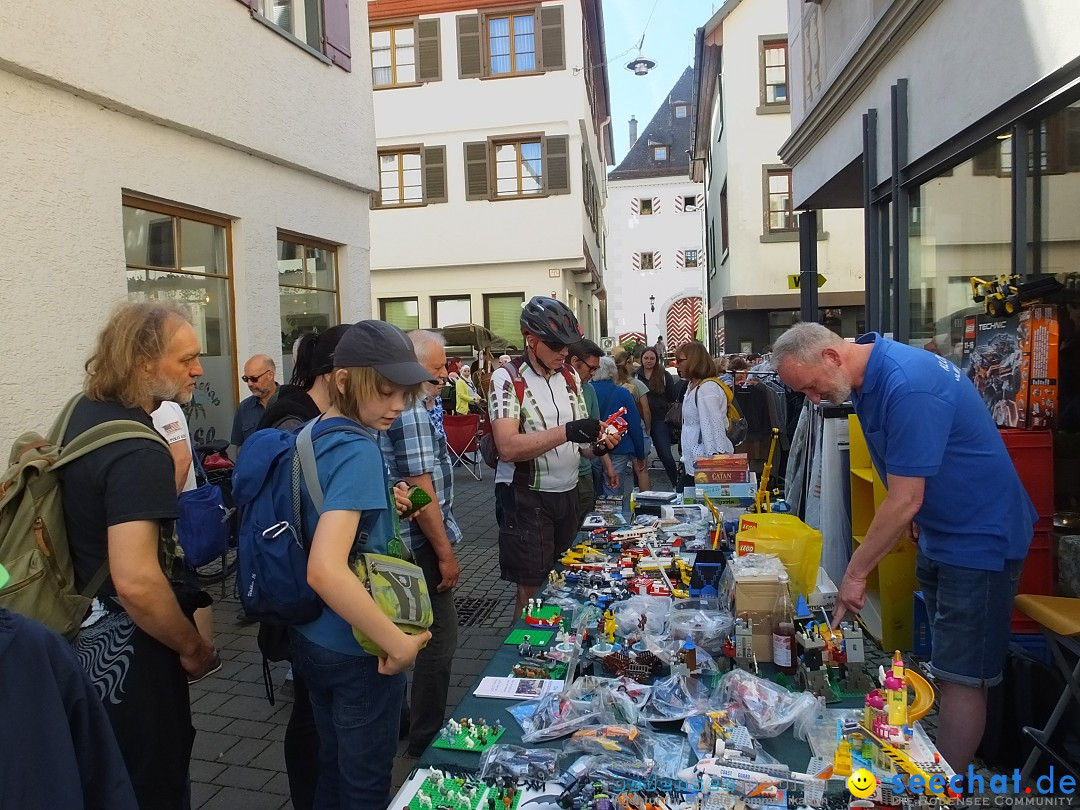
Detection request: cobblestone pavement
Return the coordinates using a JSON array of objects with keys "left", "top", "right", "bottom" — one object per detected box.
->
[{"left": 189, "top": 468, "right": 512, "bottom": 809}]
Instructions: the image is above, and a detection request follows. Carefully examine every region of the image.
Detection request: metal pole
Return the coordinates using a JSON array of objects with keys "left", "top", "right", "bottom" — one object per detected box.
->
[{"left": 643, "top": 312, "right": 648, "bottom": 347}]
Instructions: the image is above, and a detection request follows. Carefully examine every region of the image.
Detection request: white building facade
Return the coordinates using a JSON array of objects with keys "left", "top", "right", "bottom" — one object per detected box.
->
[
  {"left": 0, "top": 0, "right": 378, "bottom": 447},
  {"left": 606, "top": 68, "right": 706, "bottom": 353},
  {"left": 691, "top": 0, "right": 865, "bottom": 354},
  {"left": 367, "top": 0, "right": 612, "bottom": 346}
]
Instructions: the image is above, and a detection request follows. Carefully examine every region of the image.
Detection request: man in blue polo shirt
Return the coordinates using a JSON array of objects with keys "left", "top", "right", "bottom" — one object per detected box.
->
[{"left": 772, "top": 322, "right": 1036, "bottom": 773}]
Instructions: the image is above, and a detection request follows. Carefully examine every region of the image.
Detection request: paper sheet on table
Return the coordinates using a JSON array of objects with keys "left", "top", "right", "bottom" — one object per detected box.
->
[{"left": 473, "top": 677, "right": 565, "bottom": 700}]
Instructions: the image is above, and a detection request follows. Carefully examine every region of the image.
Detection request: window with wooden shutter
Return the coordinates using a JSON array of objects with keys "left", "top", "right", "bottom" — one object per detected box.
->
[
  {"left": 423, "top": 146, "right": 448, "bottom": 204},
  {"left": 457, "top": 14, "right": 482, "bottom": 78},
  {"left": 538, "top": 5, "right": 565, "bottom": 71},
  {"left": 544, "top": 135, "right": 570, "bottom": 195},
  {"left": 321, "top": 0, "right": 351, "bottom": 71},
  {"left": 464, "top": 141, "right": 491, "bottom": 200},
  {"left": 371, "top": 24, "right": 416, "bottom": 87},
  {"left": 494, "top": 139, "right": 543, "bottom": 197},
  {"left": 415, "top": 18, "right": 442, "bottom": 82},
  {"left": 377, "top": 149, "right": 424, "bottom": 207}
]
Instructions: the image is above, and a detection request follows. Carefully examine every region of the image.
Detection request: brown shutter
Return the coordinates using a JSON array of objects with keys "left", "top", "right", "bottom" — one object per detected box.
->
[
  {"left": 321, "top": 0, "right": 352, "bottom": 72},
  {"left": 415, "top": 18, "right": 442, "bottom": 83},
  {"left": 464, "top": 141, "right": 490, "bottom": 200},
  {"left": 457, "top": 14, "right": 482, "bottom": 78},
  {"left": 423, "top": 146, "right": 448, "bottom": 204},
  {"left": 539, "top": 5, "right": 565, "bottom": 71},
  {"left": 544, "top": 135, "right": 570, "bottom": 195}
]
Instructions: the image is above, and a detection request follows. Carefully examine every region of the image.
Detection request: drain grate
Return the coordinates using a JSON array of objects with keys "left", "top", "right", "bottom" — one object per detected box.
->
[{"left": 455, "top": 597, "right": 501, "bottom": 627}]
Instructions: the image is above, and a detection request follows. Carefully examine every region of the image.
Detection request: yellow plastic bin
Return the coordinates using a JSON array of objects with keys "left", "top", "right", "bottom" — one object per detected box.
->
[{"left": 735, "top": 513, "right": 823, "bottom": 601}]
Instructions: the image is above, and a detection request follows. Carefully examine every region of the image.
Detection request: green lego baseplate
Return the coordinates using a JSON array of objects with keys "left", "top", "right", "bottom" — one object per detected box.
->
[
  {"left": 431, "top": 722, "right": 506, "bottom": 752},
  {"left": 406, "top": 773, "right": 524, "bottom": 810},
  {"left": 511, "top": 660, "right": 567, "bottom": 680},
  {"left": 503, "top": 629, "right": 553, "bottom": 647},
  {"left": 773, "top": 671, "right": 869, "bottom": 702},
  {"left": 524, "top": 605, "right": 562, "bottom": 624}
]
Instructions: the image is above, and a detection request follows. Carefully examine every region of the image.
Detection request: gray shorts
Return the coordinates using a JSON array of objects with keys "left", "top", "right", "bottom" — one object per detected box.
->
[{"left": 495, "top": 483, "right": 579, "bottom": 586}]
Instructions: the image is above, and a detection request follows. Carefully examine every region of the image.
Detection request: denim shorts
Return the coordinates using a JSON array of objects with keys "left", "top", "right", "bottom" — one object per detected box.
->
[{"left": 916, "top": 551, "right": 1024, "bottom": 688}]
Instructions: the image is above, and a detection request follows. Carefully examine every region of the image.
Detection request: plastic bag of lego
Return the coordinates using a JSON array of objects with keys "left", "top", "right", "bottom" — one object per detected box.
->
[
  {"left": 508, "top": 694, "right": 602, "bottom": 743},
  {"left": 564, "top": 724, "right": 657, "bottom": 762},
  {"left": 639, "top": 674, "right": 712, "bottom": 722},
  {"left": 714, "top": 668, "right": 822, "bottom": 738},
  {"left": 668, "top": 599, "right": 735, "bottom": 655},
  {"left": 476, "top": 744, "right": 561, "bottom": 783},
  {"left": 591, "top": 734, "right": 691, "bottom": 781},
  {"left": 613, "top": 595, "right": 670, "bottom": 637}
]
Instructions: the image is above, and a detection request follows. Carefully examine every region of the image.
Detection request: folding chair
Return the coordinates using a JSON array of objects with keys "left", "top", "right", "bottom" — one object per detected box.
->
[
  {"left": 1013, "top": 594, "right": 1080, "bottom": 780},
  {"left": 444, "top": 413, "right": 483, "bottom": 480}
]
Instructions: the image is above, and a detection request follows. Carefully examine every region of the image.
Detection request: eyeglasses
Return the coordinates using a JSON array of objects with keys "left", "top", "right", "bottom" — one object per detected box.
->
[
  {"left": 542, "top": 340, "right": 568, "bottom": 352},
  {"left": 242, "top": 370, "right": 271, "bottom": 383},
  {"left": 575, "top": 359, "right": 600, "bottom": 372},
  {"left": 675, "top": 357, "right": 687, "bottom": 363}
]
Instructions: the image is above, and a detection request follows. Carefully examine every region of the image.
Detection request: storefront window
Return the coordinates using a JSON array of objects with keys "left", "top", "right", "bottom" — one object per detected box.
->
[
  {"left": 124, "top": 202, "right": 234, "bottom": 445},
  {"left": 278, "top": 234, "right": 339, "bottom": 380},
  {"left": 908, "top": 140, "right": 1011, "bottom": 363}
]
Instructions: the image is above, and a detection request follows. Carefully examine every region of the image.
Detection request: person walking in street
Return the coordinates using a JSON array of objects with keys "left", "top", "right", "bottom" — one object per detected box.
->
[
  {"left": 380, "top": 330, "right": 463, "bottom": 758},
  {"left": 288, "top": 320, "right": 434, "bottom": 809},
  {"left": 635, "top": 347, "right": 679, "bottom": 486},
  {"left": 590, "top": 357, "right": 646, "bottom": 498},
  {"left": 488, "top": 297, "right": 617, "bottom": 617},
  {"left": 568, "top": 340, "right": 617, "bottom": 521},
  {"left": 63, "top": 301, "right": 218, "bottom": 810},
  {"left": 231, "top": 354, "right": 279, "bottom": 448},
  {"left": 676, "top": 341, "right": 733, "bottom": 488},
  {"left": 771, "top": 322, "right": 1037, "bottom": 773}
]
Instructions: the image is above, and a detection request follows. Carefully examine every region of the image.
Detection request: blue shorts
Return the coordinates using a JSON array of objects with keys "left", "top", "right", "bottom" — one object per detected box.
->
[{"left": 916, "top": 551, "right": 1024, "bottom": 688}]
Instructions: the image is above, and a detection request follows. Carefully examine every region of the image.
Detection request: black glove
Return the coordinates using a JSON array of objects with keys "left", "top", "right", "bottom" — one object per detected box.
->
[{"left": 565, "top": 418, "right": 602, "bottom": 444}]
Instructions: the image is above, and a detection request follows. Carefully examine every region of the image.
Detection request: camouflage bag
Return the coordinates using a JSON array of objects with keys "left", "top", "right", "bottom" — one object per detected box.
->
[{"left": 350, "top": 552, "right": 433, "bottom": 657}]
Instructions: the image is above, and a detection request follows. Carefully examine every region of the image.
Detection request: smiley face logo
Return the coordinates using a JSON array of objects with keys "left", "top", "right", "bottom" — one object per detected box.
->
[{"left": 847, "top": 768, "right": 877, "bottom": 799}]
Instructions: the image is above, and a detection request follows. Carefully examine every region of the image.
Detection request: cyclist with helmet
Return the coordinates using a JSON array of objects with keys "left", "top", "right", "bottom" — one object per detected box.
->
[{"left": 488, "top": 296, "right": 618, "bottom": 616}]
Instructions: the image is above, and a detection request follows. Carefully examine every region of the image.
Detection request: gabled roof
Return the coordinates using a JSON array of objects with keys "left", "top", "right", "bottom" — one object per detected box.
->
[{"left": 608, "top": 66, "right": 695, "bottom": 181}]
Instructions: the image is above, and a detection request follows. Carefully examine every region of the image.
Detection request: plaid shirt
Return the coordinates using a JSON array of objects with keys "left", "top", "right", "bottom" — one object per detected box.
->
[{"left": 379, "top": 398, "right": 462, "bottom": 551}]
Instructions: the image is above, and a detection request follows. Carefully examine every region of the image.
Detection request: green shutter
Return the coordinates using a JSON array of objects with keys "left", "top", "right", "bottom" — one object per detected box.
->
[
  {"left": 486, "top": 294, "right": 525, "bottom": 345},
  {"left": 464, "top": 141, "right": 491, "bottom": 201},
  {"left": 539, "top": 5, "right": 565, "bottom": 71},
  {"left": 544, "top": 135, "right": 570, "bottom": 195},
  {"left": 424, "top": 145, "right": 448, "bottom": 204},
  {"left": 456, "top": 14, "right": 482, "bottom": 78},
  {"left": 416, "top": 18, "right": 442, "bottom": 82}
]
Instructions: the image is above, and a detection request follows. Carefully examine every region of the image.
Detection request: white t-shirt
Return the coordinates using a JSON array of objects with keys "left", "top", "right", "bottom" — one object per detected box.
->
[{"left": 151, "top": 401, "right": 197, "bottom": 492}]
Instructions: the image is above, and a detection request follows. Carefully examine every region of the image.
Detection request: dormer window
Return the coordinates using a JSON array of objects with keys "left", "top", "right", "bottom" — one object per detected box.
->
[
  {"left": 674, "top": 103, "right": 688, "bottom": 119},
  {"left": 653, "top": 145, "right": 668, "bottom": 161}
]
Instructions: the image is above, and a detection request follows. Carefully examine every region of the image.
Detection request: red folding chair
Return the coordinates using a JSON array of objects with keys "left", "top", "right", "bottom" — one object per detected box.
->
[{"left": 443, "top": 413, "right": 483, "bottom": 480}]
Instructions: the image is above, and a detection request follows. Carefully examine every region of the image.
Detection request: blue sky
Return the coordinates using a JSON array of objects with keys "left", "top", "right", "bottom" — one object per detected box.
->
[{"left": 603, "top": 0, "right": 720, "bottom": 164}]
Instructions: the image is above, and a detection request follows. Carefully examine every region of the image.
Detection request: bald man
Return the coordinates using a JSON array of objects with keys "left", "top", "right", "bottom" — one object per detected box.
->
[{"left": 231, "top": 354, "right": 280, "bottom": 447}]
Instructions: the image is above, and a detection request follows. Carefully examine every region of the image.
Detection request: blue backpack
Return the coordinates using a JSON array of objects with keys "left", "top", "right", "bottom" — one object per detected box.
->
[{"left": 232, "top": 417, "right": 370, "bottom": 625}]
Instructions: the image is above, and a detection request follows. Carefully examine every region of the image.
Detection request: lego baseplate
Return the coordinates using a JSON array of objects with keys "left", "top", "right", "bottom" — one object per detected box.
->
[
  {"left": 504, "top": 629, "right": 553, "bottom": 647},
  {"left": 431, "top": 724, "right": 506, "bottom": 753},
  {"left": 773, "top": 671, "right": 869, "bottom": 703},
  {"left": 523, "top": 606, "right": 563, "bottom": 627},
  {"left": 405, "top": 773, "right": 524, "bottom": 810}
]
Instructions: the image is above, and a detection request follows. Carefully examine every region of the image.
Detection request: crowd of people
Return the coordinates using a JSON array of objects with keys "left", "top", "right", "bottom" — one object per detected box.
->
[{"left": 3, "top": 294, "right": 1037, "bottom": 809}]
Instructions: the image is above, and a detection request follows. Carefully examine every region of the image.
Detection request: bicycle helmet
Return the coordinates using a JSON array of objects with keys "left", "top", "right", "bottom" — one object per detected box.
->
[{"left": 519, "top": 296, "right": 583, "bottom": 345}]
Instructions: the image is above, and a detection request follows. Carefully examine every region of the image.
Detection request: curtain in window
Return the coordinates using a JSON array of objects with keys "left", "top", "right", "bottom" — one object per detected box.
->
[
  {"left": 384, "top": 299, "right": 419, "bottom": 331},
  {"left": 487, "top": 294, "right": 524, "bottom": 345},
  {"left": 513, "top": 15, "right": 535, "bottom": 72},
  {"left": 489, "top": 17, "right": 511, "bottom": 74}
]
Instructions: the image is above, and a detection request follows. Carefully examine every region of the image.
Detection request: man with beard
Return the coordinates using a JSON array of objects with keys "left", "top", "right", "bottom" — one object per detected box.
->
[
  {"left": 770, "top": 322, "right": 1036, "bottom": 774},
  {"left": 62, "top": 301, "right": 219, "bottom": 809}
]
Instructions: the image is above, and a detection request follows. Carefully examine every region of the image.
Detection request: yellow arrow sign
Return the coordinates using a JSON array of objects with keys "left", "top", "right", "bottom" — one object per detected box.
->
[{"left": 788, "top": 273, "right": 827, "bottom": 290}]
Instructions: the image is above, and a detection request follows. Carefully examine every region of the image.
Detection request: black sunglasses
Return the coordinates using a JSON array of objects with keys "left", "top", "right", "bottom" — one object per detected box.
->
[
  {"left": 542, "top": 339, "right": 568, "bottom": 352},
  {"left": 242, "top": 369, "right": 271, "bottom": 383}
]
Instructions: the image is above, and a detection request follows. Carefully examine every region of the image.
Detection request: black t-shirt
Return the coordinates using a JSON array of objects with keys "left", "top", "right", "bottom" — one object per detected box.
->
[
  {"left": 257, "top": 385, "right": 321, "bottom": 432},
  {"left": 60, "top": 397, "right": 178, "bottom": 596},
  {"left": 636, "top": 368, "right": 675, "bottom": 421}
]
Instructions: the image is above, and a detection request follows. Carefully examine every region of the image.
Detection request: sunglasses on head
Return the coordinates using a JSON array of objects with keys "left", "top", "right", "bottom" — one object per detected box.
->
[{"left": 242, "top": 369, "right": 271, "bottom": 383}]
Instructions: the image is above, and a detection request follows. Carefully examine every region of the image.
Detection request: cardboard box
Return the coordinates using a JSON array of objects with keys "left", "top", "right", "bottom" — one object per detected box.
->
[
  {"left": 696, "top": 453, "right": 748, "bottom": 470},
  {"left": 695, "top": 469, "right": 751, "bottom": 484},
  {"left": 697, "top": 475, "right": 757, "bottom": 499},
  {"left": 807, "top": 567, "right": 838, "bottom": 609},
  {"left": 1017, "top": 305, "right": 1059, "bottom": 429},
  {"left": 734, "top": 572, "right": 781, "bottom": 664}
]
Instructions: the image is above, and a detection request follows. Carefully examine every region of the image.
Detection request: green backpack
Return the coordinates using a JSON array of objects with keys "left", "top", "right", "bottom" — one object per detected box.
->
[{"left": 0, "top": 395, "right": 168, "bottom": 638}]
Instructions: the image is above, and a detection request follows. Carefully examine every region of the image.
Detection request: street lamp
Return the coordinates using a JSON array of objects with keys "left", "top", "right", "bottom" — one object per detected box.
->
[{"left": 643, "top": 295, "right": 656, "bottom": 348}]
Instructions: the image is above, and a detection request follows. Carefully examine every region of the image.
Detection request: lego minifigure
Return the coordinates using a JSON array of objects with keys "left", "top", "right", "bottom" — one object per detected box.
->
[{"left": 517, "top": 634, "right": 533, "bottom": 657}]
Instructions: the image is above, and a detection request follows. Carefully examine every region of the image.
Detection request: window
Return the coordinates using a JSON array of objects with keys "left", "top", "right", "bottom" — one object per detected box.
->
[
  {"left": 684, "top": 249, "right": 699, "bottom": 268},
  {"left": 277, "top": 233, "right": 339, "bottom": 378},
  {"left": 719, "top": 183, "right": 730, "bottom": 255},
  {"left": 259, "top": 0, "right": 323, "bottom": 52},
  {"left": 681, "top": 194, "right": 699, "bottom": 213},
  {"left": 494, "top": 138, "right": 543, "bottom": 197},
  {"left": 764, "top": 168, "right": 797, "bottom": 232},
  {"left": 464, "top": 135, "right": 569, "bottom": 200},
  {"left": 639, "top": 252, "right": 656, "bottom": 271},
  {"left": 381, "top": 297, "right": 419, "bottom": 331},
  {"left": 379, "top": 149, "right": 423, "bottom": 206},
  {"left": 759, "top": 38, "right": 789, "bottom": 110},
  {"left": 123, "top": 199, "right": 234, "bottom": 445},
  {"left": 484, "top": 293, "right": 525, "bottom": 346},
  {"left": 674, "top": 103, "right": 688, "bottom": 119},
  {"left": 488, "top": 12, "right": 536, "bottom": 75},
  {"left": 653, "top": 145, "right": 668, "bottom": 161},
  {"left": 371, "top": 25, "right": 415, "bottom": 86},
  {"left": 432, "top": 296, "right": 472, "bottom": 328},
  {"left": 638, "top": 197, "right": 654, "bottom": 216}
]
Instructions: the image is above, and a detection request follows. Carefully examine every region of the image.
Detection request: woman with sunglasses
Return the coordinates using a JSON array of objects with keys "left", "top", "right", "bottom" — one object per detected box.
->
[
  {"left": 676, "top": 341, "right": 733, "bottom": 489},
  {"left": 635, "top": 346, "right": 679, "bottom": 486}
]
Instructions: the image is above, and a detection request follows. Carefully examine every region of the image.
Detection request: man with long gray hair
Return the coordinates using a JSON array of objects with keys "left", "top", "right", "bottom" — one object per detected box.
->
[
  {"left": 379, "top": 329, "right": 462, "bottom": 756},
  {"left": 771, "top": 321, "right": 1036, "bottom": 772}
]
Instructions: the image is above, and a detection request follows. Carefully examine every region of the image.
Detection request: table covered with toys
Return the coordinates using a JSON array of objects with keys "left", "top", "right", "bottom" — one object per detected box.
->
[{"left": 392, "top": 453, "right": 958, "bottom": 810}]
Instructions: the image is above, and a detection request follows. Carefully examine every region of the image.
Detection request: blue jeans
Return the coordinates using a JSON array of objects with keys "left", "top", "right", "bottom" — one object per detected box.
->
[
  {"left": 594, "top": 453, "right": 632, "bottom": 497},
  {"left": 649, "top": 419, "right": 679, "bottom": 486},
  {"left": 289, "top": 631, "right": 406, "bottom": 809},
  {"left": 916, "top": 551, "right": 1024, "bottom": 688}
]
